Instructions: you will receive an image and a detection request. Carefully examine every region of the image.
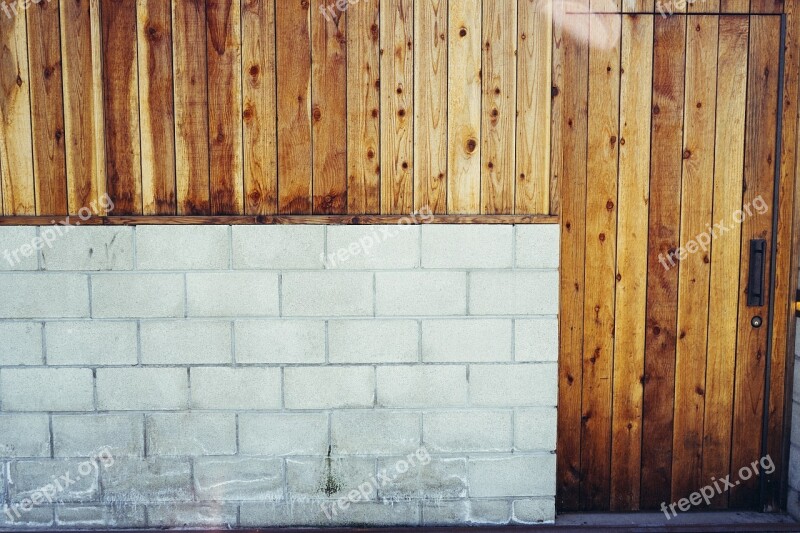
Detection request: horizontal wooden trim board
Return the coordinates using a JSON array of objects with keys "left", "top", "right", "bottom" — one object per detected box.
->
[{"left": 0, "top": 215, "right": 558, "bottom": 226}]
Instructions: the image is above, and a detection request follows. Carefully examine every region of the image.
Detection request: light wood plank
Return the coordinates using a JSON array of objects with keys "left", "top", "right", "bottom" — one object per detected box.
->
[
  {"left": 750, "top": 0, "right": 783, "bottom": 14},
  {"left": 137, "top": 0, "right": 177, "bottom": 215},
  {"left": 447, "top": 0, "right": 481, "bottom": 213},
  {"left": 516, "top": 0, "right": 552, "bottom": 214},
  {"left": 207, "top": 0, "right": 243, "bottom": 215},
  {"left": 720, "top": 0, "right": 750, "bottom": 13},
  {"left": 688, "top": 0, "right": 719, "bottom": 11},
  {"left": 481, "top": 0, "right": 517, "bottom": 214},
  {"left": 623, "top": 0, "right": 654, "bottom": 11},
  {"left": 26, "top": 0, "right": 68, "bottom": 215},
  {"left": 172, "top": 0, "right": 210, "bottom": 214},
  {"left": 242, "top": 0, "right": 278, "bottom": 215},
  {"left": 610, "top": 13, "right": 653, "bottom": 512},
  {"left": 380, "top": 0, "right": 414, "bottom": 214},
  {"left": 347, "top": 0, "right": 381, "bottom": 214}
]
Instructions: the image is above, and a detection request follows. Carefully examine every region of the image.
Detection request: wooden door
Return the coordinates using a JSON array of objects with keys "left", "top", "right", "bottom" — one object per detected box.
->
[{"left": 556, "top": 12, "right": 785, "bottom": 512}]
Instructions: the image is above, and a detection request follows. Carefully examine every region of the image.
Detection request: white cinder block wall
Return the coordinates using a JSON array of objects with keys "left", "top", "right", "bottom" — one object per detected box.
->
[{"left": 0, "top": 224, "right": 559, "bottom": 529}]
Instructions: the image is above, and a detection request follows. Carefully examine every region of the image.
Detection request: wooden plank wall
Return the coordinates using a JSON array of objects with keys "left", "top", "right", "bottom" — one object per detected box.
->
[{"left": 0, "top": 0, "right": 557, "bottom": 217}]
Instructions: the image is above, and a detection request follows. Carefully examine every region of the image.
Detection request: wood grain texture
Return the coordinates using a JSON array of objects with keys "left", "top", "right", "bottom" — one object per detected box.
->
[
  {"left": 207, "top": 0, "right": 243, "bottom": 214},
  {"left": 347, "top": 0, "right": 381, "bottom": 214},
  {"left": 720, "top": 0, "right": 750, "bottom": 13},
  {"left": 26, "top": 0, "right": 68, "bottom": 215},
  {"left": 242, "top": 0, "right": 277, "bottom": 215},
  {"left": 481, "top": 0, "right": 516, "bottom": 214},
  {"left": 579, "top": 12, "right": 620, "bottom": 512},
  {"left": 447, "top": 0, "right": 481, "bottom": 213},
  {"left": 102, "top": 0, "right": 142, "bottom": 215},
  {"left": 555, "top": 12, "right": 589, "bottom": 513},
  {"left": 414, "top": 0, "right": 447, "bottom": 213},
  {"left": 137, "top": 0, "right": 177, "bottom": 215},
  {"left": 516, "top": 0, "right": 551, "bottom": 214},
  {"left": 173, "top": 0, "right": 210, "bottom": 215},
  {"left": 610, "top": 13, "right": 652, "bottom": 512},
  {"left": 640, "top": 14, "right": 685, "bottom": 510},
  {"left": 730, "top": 16, "right": 780, "bottom": 510},
  {"left": 276, "top": 0, "right": 312, "bottom": 214},
  {"left": 749, "top": 0, "right": 784, "bottom": 14},
  {"left": 623, "top": 0, "right": 653, "bottom": 12},
  {"left": 688, "top": 0, "right": 719, "bottom": 12},
  {"left": 380, "top": 0, "right": 414, "bottom": 215}
]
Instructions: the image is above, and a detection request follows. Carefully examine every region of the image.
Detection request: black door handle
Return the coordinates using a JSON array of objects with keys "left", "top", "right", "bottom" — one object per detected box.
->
[{"left": 747, "top": 239, "right": 766, "bottom": 307}]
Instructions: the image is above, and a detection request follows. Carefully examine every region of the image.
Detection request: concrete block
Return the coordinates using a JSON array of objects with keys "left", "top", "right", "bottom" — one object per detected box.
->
[
  {"left": 54, "top": 504, "right": 146, "bottom": 529},
  {"left": 41, "top": 227, "right": 133, "bottom": 271},
  {"left": 0, "top": 274, "right": 89, "bottom": 318},
  {"left": 146, "top": 503, "right": 237, "bottom": 528},
  {"left": 378, "top": 457, "right": 467, "bottom": 500},
  {"left": 421, "top": 319, "right": 512, "bottom": 362},
  {"left": 515, "top": 225, "right": 560, "bottom": 269},
  {"left": 325, "top": 225, "right": 419, "bottom": 269},
  {"left": 102, "top": 458, "right": 192, "bottom": 503},
  {"left": 52, "top": 414, "right": 143, "bottom": 457},
  {"left": 422, "top": 500, "right": 510, "bottom": 526},
  {"left": 331, "top": 411, "right": 420, "bottom": 454},
  {"left": 145, "top": 413, "right": 236, "bottom": 456},
  {"left": 0, "top": 414, "right": 51, "bottom": 457},
  {"left": 515, "top": 408, "right": 557, "bottom": 451},
  {"left": 470, "top": 364, "right": 557, "bottom": 407},
  {"left": 468, "top": 455, "right": 556, "bottom": 497},
  {"left": 515, "top": 318, "right": 559, "bottom": 362},
  {"left": 45, "top": 321, "right": 137, "bottom": 366},
  {"left": 96, "top": 368, "right": 188, "bottom": 411},
  {"left": 187, "top": 272, "right": 279, "bottom": 317},
  {"left": 191, "top": 367, "right": 281, "bottom": 409},
  {"left": 282, "top": 272, "right": 374, "bottom": 317},
  {"left": 235, "top": 320, "right": 325, "bottom": 364},
  {"left": 91, "top": 274, "right": 184, "bottom": 318},
  {"left": 286, "top": 457, "right": 376, "bottom": 500},
  {"left": 329, "top": 320, "right": 419, "bottom": 363},
  {"left": 469, "top": 271, "right": 559, "bottom": 315},
  {"left": 194, "top": 457, "right": 282, "bottom": 501},
  {"left": 375, "top": 272, "right": 467, "bottom": 316},
  {"left": 0, "top": 227, "right": 39, "bottom": 270},
  {"left": 285, "top": 366, "right": 374, "bottom": 409},
  {"left": 9, "top": 460, "right": 99, "bottom": 503},
  {"left": 421, "top": 225, "right": 513, "bottom": 268},
  {"left": 377, "top": 366, "right": 467, "bottom": 407},
  {"left": 512, "top": 498, "right": 556, "bottom": 524},
  {"left": 0, "top": 368, "right": 94, "bottom": 411},
  {"left": 423, "top": 411, "right": 512, "bottom": 452},
  {"left": 135, "top": 226, "right": 229, "bottom": 270},
  {"left": 239, "top": 413, "right": 328, "bottom": 456},
  {"left": 0, "top": 322, "right": 43, "bottom": 366},
  {"left": 140, "top": 320, "right": 232, "bottom": 365},
  {"left": 232, "top": 225, "right": 325, "bottom": 269}
]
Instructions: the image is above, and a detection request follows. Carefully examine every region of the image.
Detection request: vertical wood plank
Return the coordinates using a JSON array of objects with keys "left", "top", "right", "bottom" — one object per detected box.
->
[
  {"left": 623, "top": 0, "right": 653, "bottom": 11},
  {"left": 311, "top": 1, "right": 347, "bottom": 214},
  {"left": 640, "top": 14, "right": 685, "bottom": 510},
  {"left": 516, "top": 0, "right": 551, "bottom": 214},
  {"left": 137, "top": 0, "right": 177, "bottom": 215},
  {"left": 242, "top": 0, "right": 277, "bottom": 215},
  {"left": 447, "top": 0, "right": 481, "bottom": 213},
  {"left": 688, "top": 0, "right": 719, "bottom": 12},
  {"left": 481, "top": 0, "right": 516, "bottom": 214},
  {"left": 0, "top": 2, "right": 35, "bottom": 215},
  {"left": 347, "top": 0, "right": 381, "bottom": 214},
  {"left": 579, "top": 12, "right": 620, "bottom": 512},
  {"left": 61, "top": 0, "right": 106, "bottom": 214},
  {"left": 702, "top": 14, "right": 749, "bottom": 508},
  {"left": 276, "top": 0, "right": 311, "bottom": 214},
  {"left": 655, "top": 0, "right": 687, "bottom": 15},
  {"left": 102, "top": 0, "right": 142, "bottom": 215},
  {"left": 730, "top": 16, "right": 781, "bottom": 509},
  {"left": 172, "top": 0, "right": 210, "bottom": 214},
  {"left": 555, "top": 12, "right": 589, "bottom": 513},
  {"left": 414, "top": 0, "right": 447, "bottom": 213},
  {"left": 26, "top": 0, "right": 68, "bottom": 215},
  {"left": 380, "top": 0, "right": 414, "bottom": 214},
  {"left": 671, "top": 13, "right": 718, "bottom": 501},
  {"left": 749, "top": 0, "right": 784, "bottom": 14},
  {"left": 207, "top": 0, "right": 243, "bottom": 214},
  {"left": 720, "top": 0, "right": 750, "bottom": 14},
  {"left": 610, "top": 13, "right": 653, "bottom": 512}
]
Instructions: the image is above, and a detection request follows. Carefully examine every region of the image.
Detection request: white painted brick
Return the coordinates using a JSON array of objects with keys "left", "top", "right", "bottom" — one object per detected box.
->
[
  {"left": 331, "top": 411, "right": 420, "bottom": 454},
  {"left": 0, "top": 505, "right": 53, "bottom": 528},
  {"left": 515, "top": 225, "right": 560, "bottom": 269},
  {"left": 191, "top": 367, "right": 281, "bottom": 409},
  {"left": 194, "top": 457, "right": 282, "bottom": 501},
  {"left": 791, "top": 444, "right": 800, "bottom": 492},
  {"left": 470, "top": 271, "right": 559, "bottom": 315},
  {"left": 515, "top": 407, "right": 557, "bottom": 451},
  {"left": 91, "top": 274, "right": 184, "bottom": 318},
  {"left": 470, "top": 364, "right": 557, "bottom": 407},
  {"left": 239, "top": 501, "right": 329, "bottom": 528},
  {"left": 0, "top": 227, "right": 39, "bottom": 270},
  {"left": 282, "top": 272, "right": 373, "bottom": 317},
  {"left": 793, "top": 401, "right": 800, "bottom": 447},
  {"left": 187, "top": 272, "right": 279, "bottom": 317},
  {"left": 9, "top": 460, "right": 99, "bottom": 503},
  {"left": 45, "top": 321, "right": 137, "bottom": 365},
  {"left": 285, "top": 366, "right": 374, "bottom": 409},
  {"left": 512, "top": 498, "right": 556, "bottom": 524},
  {"left": 286, "top": 457, "right": 376, "bottom": 500},
  {"left": 102, "top": 458, "right": 192, "bottom": 502},
  {"left": 469, "top": 455, "right": 556, "bottom": 497},
  {"left": 0, "top": 414, "right": 51, "bottom": 457},
  {"left": 423, "top": 500, "right": 510, "bottom": 526},
  {"left": 329, "top": 320, "right": 419, "bottom": 363},
  {"left": 422, "top": 319, "right": 512, "bottom": 362},
  {"left": 375, "top": 272, "right": 466, "bottom": 316},
  {"left": 0, "top": 274, "right": 89, "bottom": 318},
  {"left": 146, "top": 503, "right": 237, "bottom": 528},
  {"left": 377, "top": 366, "right": 467, "bottom": 407},
  {"left": 96, "top": 368, "right": 188, "bottom": 411},
  {"left": 146, "top": 413, "right": 236, "bottom": 456},
  {"left": 239, "top": 413, "right": 328, "bottom": 456},
  {"left": 0, "top": 322, "right": 43, "bottom": 365},
  {"left": 325, "top": 226, "right": 419, "bottom": 269},
  {"left": 240, "top": 501, "right": 420, "bottom": 527},
  {"left": 135, "top": 226, "right": 229, "bottom": 270},
  {"left": 52, "top": 414, "right": 144, "bottom": 457},
  {"left": 421, "top": 225, "right": 513, "bottom": 268},
  {"left": 789, "top": 488, "right": 800, "bottom": 521},
  {"left": 41, "top": 227, "right": 133, "bottom": 271},
  {"left": 232, "top": 225, "right": 325, "bottom": 269},
  {"left": 0, "top": 368, "right": 94, "bottom": 411},
  {"left": 140, "top": 320, "right": 231, "bottom": 365},
  {"left": 235, "top": 320, "right": 325, "bottom": 364},
  {"left": 378, "top": 457, "right": 467, "bottom": 500},
  {"left": 423, "top": 411, "right": 512, "bottom": 452},
  {"left": 515, "top": 318, "right": 559, "bottom": 362},
  {"left": 54, "top": 503, "right": 147, "bottom": 529}
]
